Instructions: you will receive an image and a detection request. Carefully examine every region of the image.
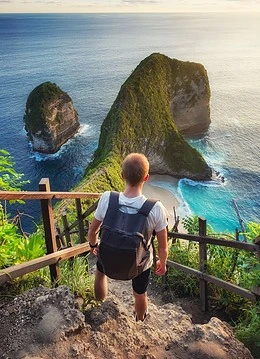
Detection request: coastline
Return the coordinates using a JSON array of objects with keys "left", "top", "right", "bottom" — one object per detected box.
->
[{"left": 143, "top": 174, "right": 184, "bottom": 232}]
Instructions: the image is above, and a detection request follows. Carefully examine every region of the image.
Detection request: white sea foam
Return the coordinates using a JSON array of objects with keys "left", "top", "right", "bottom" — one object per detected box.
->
[
  {"left": 180, "top": 178, "right": 223, "bottom": 188},
  {"left": 176, "top": 190, "right": 192, "bottom": 219},
  {"left": 150, "top": 180, "right": 192, "bottom": 219},
  {"left": 29, "top": 140, "right": 68, "bottom": 161},
  {"left": 77, "top": 124, "right": 90, "bottom": 136},
  {"left": 28, "top": 125, "right": 90, "bottom": 161},
  {"left": 29, "top": 147, "right": 62, "bottom": 161}
]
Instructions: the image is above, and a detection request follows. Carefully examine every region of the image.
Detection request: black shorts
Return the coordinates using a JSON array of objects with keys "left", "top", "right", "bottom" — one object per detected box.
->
[{"left": 96, "top": 261, "right": 151, "bottom": 295}]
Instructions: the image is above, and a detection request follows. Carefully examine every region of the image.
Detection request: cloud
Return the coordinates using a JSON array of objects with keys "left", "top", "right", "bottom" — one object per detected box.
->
[
  {"left": 227, "top": 0, "right": 260, "bottom": 1},
  {"left": 34, "top": 0, "right": 60, "bottom": 3},
  {"left": 121, "top": 0, "right": 160, "bottom": 4}
]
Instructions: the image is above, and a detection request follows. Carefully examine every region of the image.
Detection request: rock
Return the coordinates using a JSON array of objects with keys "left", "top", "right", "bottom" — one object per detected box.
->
[
  {"left": 170, "top": 72, "right": 210, "bottom": 135},
  {"left": 80, "top": 53, "right": 212, "bottom": 199},
  {"left": 0, "top": 285, "right": 253, "bottom": 359},
  {"left": 24, "top": 82, "right": 80, "bottom": 153},
  {"left": 0, "top": 285, "right": 86, "bottom": 359}
]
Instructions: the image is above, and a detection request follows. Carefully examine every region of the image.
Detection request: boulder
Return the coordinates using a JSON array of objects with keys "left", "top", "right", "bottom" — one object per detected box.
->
[{"left": 24, "top": 82, "right": 80, "bottom": 153}]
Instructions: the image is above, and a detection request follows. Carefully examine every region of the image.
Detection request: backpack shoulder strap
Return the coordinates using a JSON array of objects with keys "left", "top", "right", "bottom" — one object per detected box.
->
[
  {"left": 138, "top": 199, "right": 158, "bottom": 252},
  {"left": 109, "top": 191, "right": 119, "bottom": 208},
  {"left": 138, "top": 199, "right": 158, "bottom": 217},
  {"left": 102, "top": 191, "right": 120, "bottom": 226}
]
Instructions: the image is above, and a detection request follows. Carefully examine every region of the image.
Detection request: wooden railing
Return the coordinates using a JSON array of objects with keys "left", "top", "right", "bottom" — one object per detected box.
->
[
  {"left": 0, "top": 178, "right": 259, "bottom": 311},
  {"left": 167, "top": 218, "right": 260, "bottom": 310},
  {"left": 0, "top": 178, "right": 101, "bottom": 285}
]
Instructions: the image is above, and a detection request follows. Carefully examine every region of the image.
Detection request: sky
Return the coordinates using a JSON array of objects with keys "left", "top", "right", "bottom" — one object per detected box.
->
[{"left": 0, "top": 0, "right": 259, "bottom": 13}]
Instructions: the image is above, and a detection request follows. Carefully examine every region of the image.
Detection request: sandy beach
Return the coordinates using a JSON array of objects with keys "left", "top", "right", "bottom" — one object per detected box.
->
[{"left": 143, "top": 174, "right": 182, "bottom": 231}]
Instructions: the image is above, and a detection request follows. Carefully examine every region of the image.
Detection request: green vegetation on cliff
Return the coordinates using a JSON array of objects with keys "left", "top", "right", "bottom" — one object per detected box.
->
[{"left": 76, "top": 53, "right": 211, "bottom": 195}]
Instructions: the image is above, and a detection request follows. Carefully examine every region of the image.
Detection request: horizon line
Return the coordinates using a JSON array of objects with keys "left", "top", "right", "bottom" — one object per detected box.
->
[{"left": 0, "top": 10, "right": 258, "bottom": 14}]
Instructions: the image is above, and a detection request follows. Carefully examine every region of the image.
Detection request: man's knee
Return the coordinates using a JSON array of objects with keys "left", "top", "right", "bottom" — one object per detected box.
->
[{"left": 133, "top": 290, "right": 147, "bottom": 300}]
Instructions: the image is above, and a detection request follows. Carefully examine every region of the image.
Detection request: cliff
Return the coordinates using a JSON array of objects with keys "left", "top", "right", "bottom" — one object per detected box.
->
[
  {"left": 24, "top": 82, "right": 80, "bottom": 154},
  {"left": 75, "top": 53, "right": 212, "bottom": 196},
  {"left": 169, "top": 59, "right": 211, "bottom": 135}
]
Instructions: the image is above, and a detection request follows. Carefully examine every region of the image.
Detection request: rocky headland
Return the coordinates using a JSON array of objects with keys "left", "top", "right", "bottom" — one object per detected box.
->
[
  {"left": 74, "top": 53, "right": 212, "bottom": 197},
  {"left": 24, "top": 82, "right": 80, "bottom": 154}
]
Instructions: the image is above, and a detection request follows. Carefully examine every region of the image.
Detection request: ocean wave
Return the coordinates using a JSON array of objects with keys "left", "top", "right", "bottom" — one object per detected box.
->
[
  {"left": 176, "top": 185, "right": 192, "bottom": 218},
  {"left": 29, "top": 147, "right": 63, "bottom": 161},
  {"left": 29, "top": 139, "right": 71, "bottom": 161},
  {"left": 77, "top": 124, "right": 90, "bottom": 136},
  {"left": 186, "top": 138, "right": 226, "bottom": 173},
  {"left": 28, "top": 125, "right": 90, "bottom": 161},
  {"left": 149, "top": 180, "right": 192, "bottom": 219},
  {"left": 179, "top": 178, "right": 224, "bottom": 188}
]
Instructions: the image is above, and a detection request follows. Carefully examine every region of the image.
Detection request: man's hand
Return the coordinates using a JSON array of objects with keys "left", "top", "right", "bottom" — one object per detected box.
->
[
  {"left": 88, "top": 217, "right": 102, "bottom": 257},
  {"left": 155, "top": 260, "right": 167, "bottom": 276},
  {"left": 155, "top": 228, "right": 168, "bottom": 276},
  {"left": 90, "top": 246, "right": 99, "bottom": 256}
]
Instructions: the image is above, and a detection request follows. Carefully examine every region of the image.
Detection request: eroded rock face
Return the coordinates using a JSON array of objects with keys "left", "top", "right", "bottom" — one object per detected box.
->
[
  {"left": 24, "top": 82, "right": 80, "bottom": 154},
  {"left": 170, "top": 75, "right": 211, "bottom": 135}
]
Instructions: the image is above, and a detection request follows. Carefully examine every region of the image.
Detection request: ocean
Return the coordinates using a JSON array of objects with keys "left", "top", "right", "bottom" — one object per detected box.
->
[{"left": 0, "top": 13, "right": 259, "bottom": 234}]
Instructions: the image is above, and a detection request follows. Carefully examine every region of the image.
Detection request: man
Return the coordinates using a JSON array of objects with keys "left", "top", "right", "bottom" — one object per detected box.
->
[{"left": 88, "top": 153, "right": 168, "bottom": 321}]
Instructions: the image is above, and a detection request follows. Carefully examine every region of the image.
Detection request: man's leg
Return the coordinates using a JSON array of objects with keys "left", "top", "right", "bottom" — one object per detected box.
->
[
  {"left": 94, "top": 265, "right": 108, "bottom": 301},
  {"left": 132, "top": 268, "right": 150, "bottom": 321},
  {"left": 133, "top": 290, "right": 148, "bottom": 321}
]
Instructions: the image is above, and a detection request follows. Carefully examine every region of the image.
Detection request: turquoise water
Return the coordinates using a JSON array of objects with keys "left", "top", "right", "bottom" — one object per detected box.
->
[
  {"left": 151, "top": 177, "right": 237, "bottom": 233},
  {"left": 0, "top": 13, "right": 259, "bottom": 233}
]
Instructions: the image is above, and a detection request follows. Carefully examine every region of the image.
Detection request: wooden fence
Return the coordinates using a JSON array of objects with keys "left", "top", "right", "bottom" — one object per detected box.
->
[
  {"left": 0, "top": 178, "right": 259, "bottom": 311},
  {"left": 167, "top": 219, "right": 260, "bottom": 311},
  {"left": 0, "top": 178, "right": 101, "bottom": 284}
]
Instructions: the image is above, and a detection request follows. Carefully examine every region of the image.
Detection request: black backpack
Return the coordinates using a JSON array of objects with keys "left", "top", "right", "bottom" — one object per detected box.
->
[{"left": 98, "top": 191, "right": 157, "bottom": 280}]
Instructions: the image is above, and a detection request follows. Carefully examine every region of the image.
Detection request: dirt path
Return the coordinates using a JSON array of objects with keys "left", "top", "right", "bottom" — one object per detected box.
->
[{"left": 0, "top": 274, "right": 254, "bottom": 359}]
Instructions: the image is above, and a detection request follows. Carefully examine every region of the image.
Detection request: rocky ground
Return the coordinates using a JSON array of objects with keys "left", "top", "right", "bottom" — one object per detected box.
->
[{"left": 0, "top": 276, "right": 254, "bottom": 359}]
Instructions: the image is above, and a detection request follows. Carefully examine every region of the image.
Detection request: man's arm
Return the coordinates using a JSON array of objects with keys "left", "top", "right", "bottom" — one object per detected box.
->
[
  {"left": 88, "top": 217, "right": 102, "bottom": 255},
  {"left": 155, "top": 227, "right": 168, "bottom": 276}
]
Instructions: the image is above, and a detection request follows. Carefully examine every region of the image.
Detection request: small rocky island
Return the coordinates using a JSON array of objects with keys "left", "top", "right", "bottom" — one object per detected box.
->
[{"left": 24, "top": 82, "right": 80, "bottom": 154}]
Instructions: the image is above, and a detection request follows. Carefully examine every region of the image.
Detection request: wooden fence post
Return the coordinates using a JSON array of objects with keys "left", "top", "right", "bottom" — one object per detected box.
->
[
  {"left": 39, "top": 178, "right": 60, "bottom": 283},
  {"left": 62, "top": 214, "right": 72, "bottom": 247},
  {"left": 199, "top": 217, "right": 208, "bottom": 311},
  {"left": 56, "top": 226, "right": 66, "bottom": 249},
  {"left": 252, "top": 236, "right": 260, "bottom": 299},
  {"left": 76, "top": 198, "right": 85, "bottom": 244}
]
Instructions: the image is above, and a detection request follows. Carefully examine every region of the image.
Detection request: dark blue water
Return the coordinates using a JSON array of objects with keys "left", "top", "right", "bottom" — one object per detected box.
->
[{"left": 0, "top": 13, "right": 259, "bottom": 233}]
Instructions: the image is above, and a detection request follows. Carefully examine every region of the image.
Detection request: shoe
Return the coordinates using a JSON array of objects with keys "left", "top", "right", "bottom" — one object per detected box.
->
[{"left": 134, "top": 311, "right": 149, "bottom": 322}]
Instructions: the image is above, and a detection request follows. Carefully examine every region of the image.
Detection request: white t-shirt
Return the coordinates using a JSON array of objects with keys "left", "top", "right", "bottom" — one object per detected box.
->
[{"left": 95, "top": 191, "right": 168, "bottom": 236}]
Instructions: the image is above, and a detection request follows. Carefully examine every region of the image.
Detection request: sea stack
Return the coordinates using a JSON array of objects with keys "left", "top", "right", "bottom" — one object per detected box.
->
[
  {"left": 90, "top": 53, "right": 212, "bottom": 181},
  {"left": 73, "top": 53, "right": 212, "bottom": 198},
  {"left": 24, "top": 82, "right": 80, "bottom": 154}
]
